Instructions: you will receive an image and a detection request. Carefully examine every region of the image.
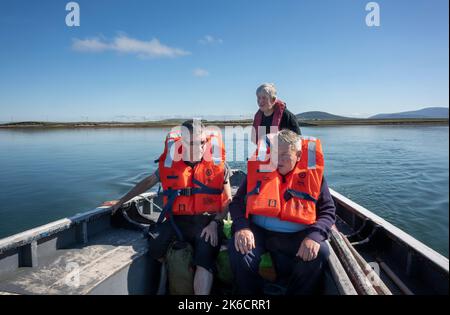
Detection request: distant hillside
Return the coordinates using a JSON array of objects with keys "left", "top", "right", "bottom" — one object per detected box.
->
[
  {"left": 296, "top": 111, "right": 352, "bottom": 120},
  {"left": 370, "top": 107, "right": 449, "bottom": 119}
]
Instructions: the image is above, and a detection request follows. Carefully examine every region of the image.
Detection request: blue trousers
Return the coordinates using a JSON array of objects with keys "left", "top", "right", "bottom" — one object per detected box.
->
[{"left": 228, "top": 223, "right": 330, "bottom": 295}]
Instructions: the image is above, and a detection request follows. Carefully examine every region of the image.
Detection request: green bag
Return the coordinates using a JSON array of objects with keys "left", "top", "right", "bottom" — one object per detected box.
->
[
  {"left": 216, "top": 248, "right": 233, "bottom": 285},
  {"left": 216, "top": 220, "right": 233, "bottom": 285},
  {"left": 223, "top": 219, "right": 233, "bottom": 239},
  {"left": 260, "top": 252, "right": 273, "bottom": 268},
  {"left": 216, "top": 220, "right": 275, "bottom": 284},
  {"left": 166, "top": 241, "right": 194, "bottom": 295},
  {"left": 218, "top": 219, "right": 275, "bottom": 282}
]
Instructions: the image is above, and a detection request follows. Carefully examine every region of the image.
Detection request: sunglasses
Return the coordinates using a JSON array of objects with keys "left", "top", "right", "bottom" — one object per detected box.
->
[{"left": 182, "top": 139, "right": 206, "bottom": 146}]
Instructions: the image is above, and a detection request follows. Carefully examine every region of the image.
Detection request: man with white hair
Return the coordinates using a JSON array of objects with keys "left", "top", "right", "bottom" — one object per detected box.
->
[
  {"left": 228, "top": 129, "right": 336, "bottom": 294},
  {"left": 252, "top": 83, "right": 301, "bottom": 143}
]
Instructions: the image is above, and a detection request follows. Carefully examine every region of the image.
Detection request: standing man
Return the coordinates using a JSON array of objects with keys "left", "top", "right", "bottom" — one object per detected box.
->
[{"left": 252, "top": 83, "right": 301, "bottom": 144}]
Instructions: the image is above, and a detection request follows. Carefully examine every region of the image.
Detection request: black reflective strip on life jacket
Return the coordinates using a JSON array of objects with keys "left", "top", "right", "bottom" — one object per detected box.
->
[{"left": 284, "top": 189, "right": 318, "bottom": 203}]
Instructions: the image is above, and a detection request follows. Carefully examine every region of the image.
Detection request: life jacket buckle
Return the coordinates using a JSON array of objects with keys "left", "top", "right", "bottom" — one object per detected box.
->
[{"left": 178, "top": 188, "right": 193, "bottom": 196}]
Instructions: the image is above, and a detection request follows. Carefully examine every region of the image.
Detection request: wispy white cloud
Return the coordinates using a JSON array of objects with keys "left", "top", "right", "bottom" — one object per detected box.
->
[
  {"left": 198, "top": 35, "right": 223, "bottom": 45},
  {"left": 72, "top": 34, "right": 190, "bottom": 58},
  {"left": 72, "top": 37, "right": 109, "bottom": 52},
  {"left": 193, "top": 68, "right": 209, "bottom": 77}
]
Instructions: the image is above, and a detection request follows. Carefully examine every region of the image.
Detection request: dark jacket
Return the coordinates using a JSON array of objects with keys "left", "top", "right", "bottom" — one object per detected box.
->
[{"left": 229, "top": 177, "right": 336, "bottom": 243}]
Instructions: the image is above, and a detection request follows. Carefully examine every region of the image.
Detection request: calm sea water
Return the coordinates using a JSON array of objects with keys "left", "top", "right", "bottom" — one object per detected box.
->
[{"left": 0, "top": 126, "right": 448, "bottom": 257}]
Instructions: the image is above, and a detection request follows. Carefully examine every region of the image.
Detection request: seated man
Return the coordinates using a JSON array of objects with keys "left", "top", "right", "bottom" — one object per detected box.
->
[
  {"left": 106, "top": 119, "right": 232, "bottom": 295},
  {"left": 228, "top": 129, "right": 336, "bottom": 295}
]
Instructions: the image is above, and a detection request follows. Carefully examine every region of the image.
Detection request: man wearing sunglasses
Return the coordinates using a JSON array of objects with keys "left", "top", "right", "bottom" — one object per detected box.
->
[{"left": 105, "top": 119, "right": 232, "bottom": 295}]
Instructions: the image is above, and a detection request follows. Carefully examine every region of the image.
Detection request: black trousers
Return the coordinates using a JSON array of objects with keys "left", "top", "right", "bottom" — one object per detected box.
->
[
  {"left": 147, "top": 215, "right": 222, "bottom": 273},
  {"left": 228, "top": 223, "right": 329, "bottom": 295}
]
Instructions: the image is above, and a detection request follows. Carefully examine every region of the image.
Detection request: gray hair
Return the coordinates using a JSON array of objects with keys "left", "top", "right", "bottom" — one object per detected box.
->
[
  {"left": 181, "top": 119, "right": 205, "bottom": 134},
  {"left": 256, "top": 83, "right": 277, "bottom": 99},
  {"left": 277, "top": 129, "right": 301, "bottom": 152}
]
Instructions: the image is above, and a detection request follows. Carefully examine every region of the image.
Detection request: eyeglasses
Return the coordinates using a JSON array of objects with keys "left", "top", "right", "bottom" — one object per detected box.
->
[{"left": 182, "top": 139, "right": 206, "bottom": 147}]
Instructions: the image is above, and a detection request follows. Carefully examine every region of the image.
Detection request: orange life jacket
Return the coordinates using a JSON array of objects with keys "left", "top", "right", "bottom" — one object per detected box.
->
[
  {"left": 158, "top": 129, "right": 226, "bottom": 215},
  {"left": 246, "top": 136, "right": 324, "bottom": 225}
]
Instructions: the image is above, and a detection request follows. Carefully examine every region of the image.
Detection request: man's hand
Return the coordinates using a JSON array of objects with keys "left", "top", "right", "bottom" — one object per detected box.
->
[
  {"left": 200, "top": 221, "right": 218, "bottom": 247},
  {"left": 102, "top": 200, "right": 122, "bottom": 215},
  {"left": 296, "top": 237, "right": 321, "bottom": 261},
  {"left": 234, "top": 228, "right": 255, "bottom": 255}
]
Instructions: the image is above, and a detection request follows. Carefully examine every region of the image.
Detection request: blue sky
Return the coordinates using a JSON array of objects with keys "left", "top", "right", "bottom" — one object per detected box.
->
[{"left": 0, "top": 0, "right": 448, "bottom": 121}]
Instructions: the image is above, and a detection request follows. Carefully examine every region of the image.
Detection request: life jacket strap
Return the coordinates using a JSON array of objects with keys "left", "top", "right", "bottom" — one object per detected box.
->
[
  {"left": 246, "top": 180, "right": 261, "bottom": 197},
  {"left": 161, "top": 180, "right": 223, "bottom": 198},
  {"left": 157, "top": 188, "right": 184, "bottom": 241},
  {"left": 192, "top": 178, "right": 223, "bottom": 195},
  {"left": 158, "top": 179, "right": 223, "bottom": 239},
  {"left": 162, "top": 187, "right": 194, "bottom": 197},
  {"left": 284, "top": 189, "right": 318, "bottom": 203}
]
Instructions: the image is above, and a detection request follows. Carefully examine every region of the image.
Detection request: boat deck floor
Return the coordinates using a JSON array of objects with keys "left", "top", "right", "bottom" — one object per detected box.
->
[
  {"left": 0, "top": 212, "right": 438, "bottom": 295},
  {"left": 0, "top": 229, "right": 148, "bottom": 295}
]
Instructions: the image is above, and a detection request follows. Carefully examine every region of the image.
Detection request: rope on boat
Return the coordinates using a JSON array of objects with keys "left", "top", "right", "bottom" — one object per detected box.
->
[
  {"left": 350, "top": 225, "right": 380, "bottom": 246},
  {"left": 344, "top": 218, "right": 370, "bottom": 239}
]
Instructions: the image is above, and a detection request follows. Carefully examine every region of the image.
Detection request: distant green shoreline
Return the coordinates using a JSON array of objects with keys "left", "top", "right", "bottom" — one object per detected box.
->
[{"left": 0, "top": 118, "right": 448, "bottom": 129}]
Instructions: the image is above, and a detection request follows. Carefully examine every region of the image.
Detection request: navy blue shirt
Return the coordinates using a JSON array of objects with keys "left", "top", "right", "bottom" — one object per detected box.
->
[{"left": 229, "top": 177, "right": 336, "bottom": 243}]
